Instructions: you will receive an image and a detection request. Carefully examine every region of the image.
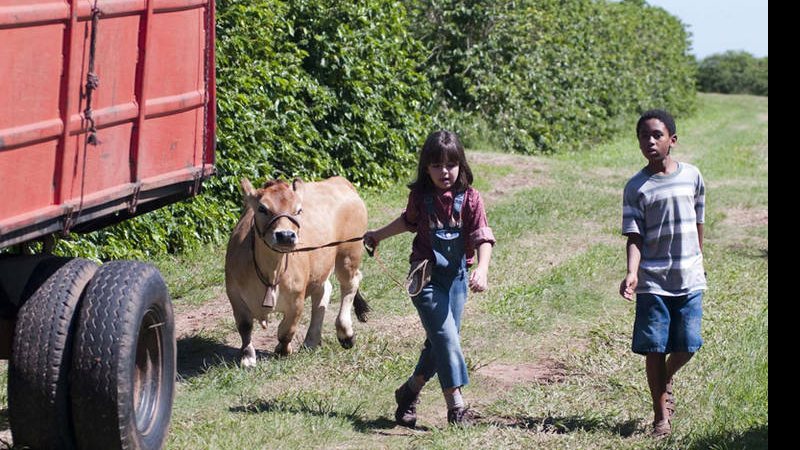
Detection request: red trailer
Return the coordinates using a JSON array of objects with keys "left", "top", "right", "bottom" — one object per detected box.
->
[{"left": 0, "top": 0, "right": 216, "bottom": 448}]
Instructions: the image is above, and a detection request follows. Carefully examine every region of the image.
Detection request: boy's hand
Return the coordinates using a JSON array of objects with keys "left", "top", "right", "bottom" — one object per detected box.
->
[
  {"left": 619, "top": 273, "right": 637, "bottom": 301},
  {"left": 469, "top": 267, "right": 488, "bottom": 293}
]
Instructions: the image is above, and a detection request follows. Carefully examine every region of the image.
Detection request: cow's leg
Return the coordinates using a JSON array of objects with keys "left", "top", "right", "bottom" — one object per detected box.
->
[
  {"left": 335, "top": 255, "right": 363, "bottom": 349},
  {"left": 275, "top": 295, "right": 303, "bottom": 356},
  {"left": 303, "top": 279, "right": 332, "bottom": 349},
  {"left": 231, "top": 297, "right": 257, "bottom": 367}
]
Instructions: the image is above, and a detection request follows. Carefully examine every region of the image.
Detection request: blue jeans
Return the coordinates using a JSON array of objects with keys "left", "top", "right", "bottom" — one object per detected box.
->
[
  {"left": 411, "top": 268, "right": 469, "bottom": 389},
  {"left": 632, "top": 291, "right": 704, "bottom": 355}
]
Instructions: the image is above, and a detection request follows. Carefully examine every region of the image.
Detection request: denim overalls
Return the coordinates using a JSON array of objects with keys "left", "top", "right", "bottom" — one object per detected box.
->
[{"left": 411, "top": 191, "right": 469, "bottom": 389}]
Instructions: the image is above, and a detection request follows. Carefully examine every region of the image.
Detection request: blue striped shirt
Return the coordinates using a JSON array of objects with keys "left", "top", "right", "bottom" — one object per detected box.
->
[{"left": 622, "top": 162, "right": 707, "bottom": 295}]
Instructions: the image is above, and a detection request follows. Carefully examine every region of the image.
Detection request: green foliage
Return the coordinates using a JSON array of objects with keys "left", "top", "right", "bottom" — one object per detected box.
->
[
  {"left": 48, "top": 0, "right": 699, "bottom": 259},
  {"left": 404, "top": 0, "right": 697, "bottom": 153},
  {"left": 214, "top": 0, "right": 431, "bottom": 194},
  {"left": 697, "top": 51, "right": 768, "bottom": 96}
]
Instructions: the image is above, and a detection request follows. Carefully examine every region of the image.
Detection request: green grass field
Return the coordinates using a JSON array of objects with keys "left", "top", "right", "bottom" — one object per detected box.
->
[{"left": 0, "top": 93, "right": 767, "bottom": 449}]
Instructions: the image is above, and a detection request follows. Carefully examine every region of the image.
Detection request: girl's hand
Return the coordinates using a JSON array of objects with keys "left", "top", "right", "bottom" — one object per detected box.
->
[
  {"left": 469, "top": 267, "right": 488, "bottom": 293},
  {"left": 363, "top": 231, "right": 379, "bottom": 253},
  {"left": 619, "top": 273, "right": 637, "bottom": 301}
]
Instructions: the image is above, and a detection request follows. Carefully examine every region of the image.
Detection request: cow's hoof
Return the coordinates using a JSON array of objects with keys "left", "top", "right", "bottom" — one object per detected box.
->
[
  {"left": 240, "top": 345, "right": 257, "bottom": 367},
  {"left": 275, "top": 342, "right": 292, "bottom": 356},
  {"left": 302, "top": 340, "right": 321, "bottom": 350},
  {"left": 240, "top": 355, "right": 257, "bottom": 368},
  {"left": 338, "top": 335, "right": 355, "bottom": 349}
]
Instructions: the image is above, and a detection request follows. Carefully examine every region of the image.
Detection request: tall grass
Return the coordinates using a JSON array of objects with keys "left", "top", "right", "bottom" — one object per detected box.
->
[
  {"left": 0, "top": 93, "right": 767, "bottom": 449},
  {"left": 168, "top": 93, "right": 768, "bottom": 449}
]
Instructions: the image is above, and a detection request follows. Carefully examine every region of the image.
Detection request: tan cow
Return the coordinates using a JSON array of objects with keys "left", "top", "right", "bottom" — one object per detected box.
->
[{"left": 225, "top": 176, "right": 370, "bottom": 367}]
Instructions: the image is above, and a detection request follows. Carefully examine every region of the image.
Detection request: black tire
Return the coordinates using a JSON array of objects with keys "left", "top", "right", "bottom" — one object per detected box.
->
[
  {"left": 8, "top": 257, "right": 98, "bottom": 449},
  {"left": 70, "top": 261, "right": 176, "bottom": 450}
]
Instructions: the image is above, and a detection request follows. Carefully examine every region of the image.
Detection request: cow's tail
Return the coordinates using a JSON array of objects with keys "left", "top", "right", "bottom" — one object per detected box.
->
[{"left": 354, "top": 289, "right": 370, "bottom": 322}]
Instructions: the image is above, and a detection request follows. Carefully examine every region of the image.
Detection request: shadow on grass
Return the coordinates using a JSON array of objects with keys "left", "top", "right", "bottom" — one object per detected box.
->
[
  {"left": 0, "top": 407, "right": 9, "bottom": 448},
  {"left": 177, "top": 334, "right": 274, "bottom": 379},
  {"left": 490, "top": 414, "right": 640, "bottom": 437},
  {"left": 230, "top": 401, "right": 642, "bottom": 436},
  {"left": 229, "top": 399, "right": 406, "bottom": 433},
  {"left": 0, "top": 408, "right": 8, "bottom": 432},
  {"left": 687, "top": 424, "right": 768, "bottom": 450}
]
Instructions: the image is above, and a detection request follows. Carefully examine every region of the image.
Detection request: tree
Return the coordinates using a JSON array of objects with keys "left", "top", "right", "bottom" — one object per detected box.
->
[{"left": 697, "top": 51, "right": 768, "bottom": 96}]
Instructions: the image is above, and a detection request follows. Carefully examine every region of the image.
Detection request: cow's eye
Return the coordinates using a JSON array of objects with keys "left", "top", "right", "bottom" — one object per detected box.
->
[{"left": 258, "top": 204, "right": 269, "bottom": 214}]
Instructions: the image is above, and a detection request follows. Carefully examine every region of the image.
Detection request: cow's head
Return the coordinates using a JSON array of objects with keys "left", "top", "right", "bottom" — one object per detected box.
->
[{"left": 241, "top": 178, "right": 305, "bottom": 252}]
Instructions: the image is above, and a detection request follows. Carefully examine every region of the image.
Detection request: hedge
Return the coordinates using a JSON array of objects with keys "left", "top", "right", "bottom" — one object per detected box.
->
[{"left": 48, "top": 0, "right": 698, "bottom": 259}]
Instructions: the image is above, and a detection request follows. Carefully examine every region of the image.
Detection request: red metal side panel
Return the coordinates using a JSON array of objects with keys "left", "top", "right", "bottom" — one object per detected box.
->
[
  {"left": 0, "top": 0, "right": 67, "bottom": 218},
  {"left": 139, "top": 6, "right": 205, "bottom": 179},
  {"left": 0, "top": 0, "right": 216, "bottom": 248},
  {"left": 60, "top": 11, "right": 142, "bottom": 204}
]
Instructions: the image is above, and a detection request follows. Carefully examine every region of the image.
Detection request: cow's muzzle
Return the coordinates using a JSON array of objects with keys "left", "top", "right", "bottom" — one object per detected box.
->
[{"left": 274, "top": 230, "right": 298, "bottom": 246}]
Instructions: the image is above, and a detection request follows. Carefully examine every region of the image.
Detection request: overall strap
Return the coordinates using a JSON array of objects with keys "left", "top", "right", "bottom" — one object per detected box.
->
[
  {"left": 424, "top": 194, "right": 442, "bottom": 230},
  {"left": 452, "top": 190, "right": 465, "bottom": 227},
  {"left": 424, "top": 191, "right": 466, "bottom": 230},
  {"left": 453, "top": 191, "right": 465, "bottom": 215}
]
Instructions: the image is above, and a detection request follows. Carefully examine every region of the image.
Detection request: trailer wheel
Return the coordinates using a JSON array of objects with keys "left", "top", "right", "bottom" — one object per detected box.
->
[
  {"left": 8, "top": 257, "right": 98, "bottom": 449},
  {"left": 70, "top": 261, "right": 176, "bottom": 450}
]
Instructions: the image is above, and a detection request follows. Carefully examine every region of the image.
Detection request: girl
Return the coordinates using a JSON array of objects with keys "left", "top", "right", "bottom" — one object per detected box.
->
[{"left": 364, "top": 130, "right": 495, "bottom": 427}]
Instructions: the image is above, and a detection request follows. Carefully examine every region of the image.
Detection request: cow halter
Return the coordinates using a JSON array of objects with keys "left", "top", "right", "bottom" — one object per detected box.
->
[
  {"left": 249, "top": 211, "right": 367, "bottom": 309},
  {"left": 251, "top": 212, "right": 298, "bottom": 308}
]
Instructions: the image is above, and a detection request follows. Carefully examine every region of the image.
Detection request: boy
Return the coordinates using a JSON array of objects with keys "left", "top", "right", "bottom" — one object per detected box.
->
[{"left": 619, "top": 109, "right": 707, "bottom": 438}]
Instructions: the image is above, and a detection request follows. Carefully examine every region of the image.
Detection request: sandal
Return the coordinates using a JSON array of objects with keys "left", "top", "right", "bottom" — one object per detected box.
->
[
  {"left": 447, "top": 405, "right": 481, "bottom": 426},
  {"left": 651, "top": 418, "right": 672, "bottom": 438},
  {"left": 665, "top": 379, "right": 676, "bottom": 418}
]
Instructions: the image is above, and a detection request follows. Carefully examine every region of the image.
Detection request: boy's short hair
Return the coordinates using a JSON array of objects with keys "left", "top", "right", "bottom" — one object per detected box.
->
[{"left": 637, "top": 109, "right": 676, "bottom": 136}]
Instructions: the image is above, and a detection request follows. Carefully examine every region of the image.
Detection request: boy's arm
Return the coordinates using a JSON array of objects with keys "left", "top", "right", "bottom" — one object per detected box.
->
[
  {"left": 619, "top": 233, "right": 642, "bottom": 301},
  {"left": 697, "top": 223, "right": 704, "bottom": 251},
  {"left": 468, "top": 241, "right": 493, "bottom": 292}
]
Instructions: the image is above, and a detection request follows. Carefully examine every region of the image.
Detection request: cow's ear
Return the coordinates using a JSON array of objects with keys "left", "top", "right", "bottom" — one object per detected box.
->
[
  {"left": 292, "top": 178, "right": 305, "bottom": 200},
  {"left": 241, "top": 178, "right": 255, "bottom": 196},
  {"left": 241, "top": 178, "right": 259, "bottom": 210}
]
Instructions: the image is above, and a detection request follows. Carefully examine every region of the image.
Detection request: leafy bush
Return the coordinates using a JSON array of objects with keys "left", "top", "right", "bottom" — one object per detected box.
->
[
  {"left": 404, "top": 0, "right": 697, "bottom": 153},
  {"left": 697, "top": 51, "right": 768, "bottom": 96},
  {"left": 213, "top": 0, "right": 433, "bottom": 199}
]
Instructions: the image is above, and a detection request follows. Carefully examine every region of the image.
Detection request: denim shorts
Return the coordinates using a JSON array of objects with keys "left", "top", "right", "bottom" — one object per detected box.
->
[{"left": 632, "top": 291, "right": 703, "bottom": 355}]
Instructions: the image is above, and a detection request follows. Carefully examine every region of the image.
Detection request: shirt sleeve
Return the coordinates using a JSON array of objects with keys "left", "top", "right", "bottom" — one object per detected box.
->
[
  {"left": 466, "top": 189, "right": 496, "bottom": 246},
  {"left": 401, "top": 190, "right": 420, "bottom": 231},
  {"left": 695, "top": 169, "right": 706, "bottom": 224},
  {"left": 622, "top": 183, "right": 643, "bottom": 236}
]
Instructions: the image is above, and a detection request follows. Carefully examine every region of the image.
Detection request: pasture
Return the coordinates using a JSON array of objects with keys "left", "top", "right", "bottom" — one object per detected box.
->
[{"left": 0, "top": 93, "right": 767, "bottom": 449}]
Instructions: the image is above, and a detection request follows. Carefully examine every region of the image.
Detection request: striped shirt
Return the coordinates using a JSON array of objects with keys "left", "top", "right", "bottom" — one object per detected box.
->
[{"left": 622, "top": 162, "right": 707, "bottom": 295}]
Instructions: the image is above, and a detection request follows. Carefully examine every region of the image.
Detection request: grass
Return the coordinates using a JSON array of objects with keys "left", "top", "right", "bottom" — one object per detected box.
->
[{"left": 0, "top": 93, "right": 767, "bottom": 449}]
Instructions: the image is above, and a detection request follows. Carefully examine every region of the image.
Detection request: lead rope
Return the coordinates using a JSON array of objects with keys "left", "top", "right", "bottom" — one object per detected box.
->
[{"left": 363, "top": 242, "right": 407, "bottom": 293}]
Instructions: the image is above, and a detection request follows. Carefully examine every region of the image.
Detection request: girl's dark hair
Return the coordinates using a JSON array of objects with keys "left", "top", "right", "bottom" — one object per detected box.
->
[
  {"left": 636, "top": 109, "right": 676, "bottom": 136},
  {"left": 408, "top": 130, "right": 474, "bottom": 192}
]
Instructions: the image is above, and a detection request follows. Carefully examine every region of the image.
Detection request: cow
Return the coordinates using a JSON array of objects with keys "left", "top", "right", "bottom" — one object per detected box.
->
[{"left": 224, "top": 176, "right": 370, "bottom": 367}]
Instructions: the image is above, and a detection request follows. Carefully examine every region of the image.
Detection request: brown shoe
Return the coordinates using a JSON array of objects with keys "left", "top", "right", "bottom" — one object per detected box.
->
[
  {"left": 394, "top": 384, "right": 420, "bottom": 428},
  {"left": 447, "top": 406, "right": 481, "bottom": 426},
  {"left": 651, "top": 418, "right": 672, "bottom": 438}
]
